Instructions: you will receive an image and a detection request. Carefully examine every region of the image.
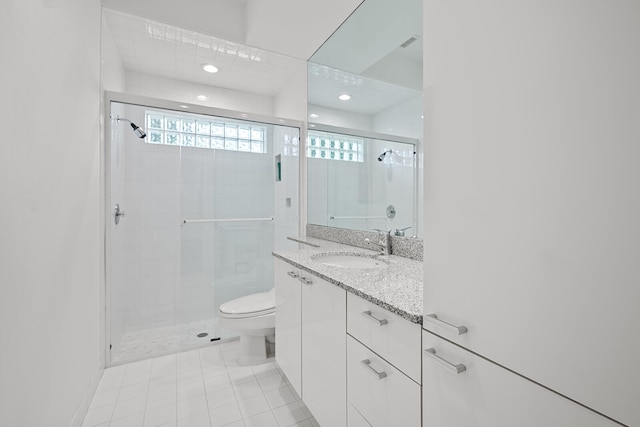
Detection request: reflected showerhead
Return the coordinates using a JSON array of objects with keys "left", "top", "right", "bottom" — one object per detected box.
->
[
  {"left": 377, "top": 149, "right": 392, "bottom": 162},
  {"left": 116, "top": 116, "right": 147, "bottom": 139}
]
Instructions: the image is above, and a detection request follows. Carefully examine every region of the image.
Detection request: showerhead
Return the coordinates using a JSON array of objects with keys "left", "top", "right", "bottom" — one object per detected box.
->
[
  {"left": 116, "top": 116, "right": 147, "bottom": 139},
  {"left": 377, "top": 149, "right": 392, "bottom": 162}
]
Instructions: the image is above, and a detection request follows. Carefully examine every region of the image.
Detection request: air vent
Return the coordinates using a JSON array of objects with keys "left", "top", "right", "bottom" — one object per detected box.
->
[{"left": 400, "top": 36, "right": 418, "bottom": 48}]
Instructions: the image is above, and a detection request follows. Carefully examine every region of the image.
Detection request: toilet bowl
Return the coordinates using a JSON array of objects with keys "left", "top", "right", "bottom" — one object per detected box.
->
[{"left": 219, "top": 288, "right": 275, "bottom": 366}]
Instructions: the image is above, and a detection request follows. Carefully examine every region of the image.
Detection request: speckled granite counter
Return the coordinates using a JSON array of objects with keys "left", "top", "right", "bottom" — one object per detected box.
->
[{"left": 273, "top": 237, "right": 423, "bottom": 325}]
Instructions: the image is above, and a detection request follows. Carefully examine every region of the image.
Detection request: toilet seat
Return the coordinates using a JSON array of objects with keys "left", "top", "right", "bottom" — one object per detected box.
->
[{"left": 219, "top": 290, "right": 275, "bottom": 319}]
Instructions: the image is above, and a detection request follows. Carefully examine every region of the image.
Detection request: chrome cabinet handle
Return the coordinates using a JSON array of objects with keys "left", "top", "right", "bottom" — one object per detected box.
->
[
  {"left": 299, "top": 277, "right": 313, "bottom": 285},
  {"left": 361, "top": 359, "right": 387, "bottom": 379},
  {"left": 361, "top": 310, "right": 388, "bottom": 326},
  {"left": 424, "top": 348, "right": 467, "bottom": 374},
  {"left": 287, "top": 271, "right": 299, "bottom": 279},
  {"left": 424, "top": 314, "right": 468, "bottom": 335}
]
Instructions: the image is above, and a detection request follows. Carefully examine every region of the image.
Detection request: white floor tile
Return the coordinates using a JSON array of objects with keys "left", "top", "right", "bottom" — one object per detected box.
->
[
  {"left": 206, "top": 386, "right": 237, "bottom": 409},
  {"left": 143, "top": 402, "right": 176, "bottom": 427},
  {"left": 87, "top": 342, "right": 314, "bottom": 427},
  {"left": 209, "top": 402, "right": 242, "bottom": 427},
  {"left": 263, "top": 386, "right": 297, "bottom": 410},
  {"left": 112, "top": 396, "right": 147, "bottom": 420},
  {"left": 242, "top": 411, "right": 278, "bottom": 427},
  {"left": 176, "top": 411, "right": 211, "bottom": 427},
  {"left": 90, "top": 388, "right": 120, "bottom": 409},
  {"left": 109, "top": 412, "right": 145, "bottom": 427},
  {"left": 256, "top": 372, "right": 286, "bottom": 393},
  {"left": 232, "top": 379, "right": 262, "bottom": 400},
  {"left": 119, "top": 382, "right": 149, "bottom": 401},
  {"left": 82, "top": 404, "right": 115, "bottom": 427},
  {"left": 272, "top": 401, "right": 308, "bottom": 427},
  {"left": 177, "top": 395, "right": 209, "bottom": 419},
  {"left": 236, "top": 394, "right": 270, "bottom": 419}
]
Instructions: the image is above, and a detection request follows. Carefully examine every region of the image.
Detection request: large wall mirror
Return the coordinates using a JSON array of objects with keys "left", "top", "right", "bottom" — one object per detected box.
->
[{"left": 307, "top": 0, "right": 423, "bottom": 237}]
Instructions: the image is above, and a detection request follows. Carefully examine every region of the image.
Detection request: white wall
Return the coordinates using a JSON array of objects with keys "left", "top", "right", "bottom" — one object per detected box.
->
[
  {"left": 125, "top": 70, "right": 276, "bottom": 116},
  {"left": 308, "top": 104, "right": 373, "bottom": 131},
  {"left": 0, "top": 1, "right": 102, "bottom": 426}
]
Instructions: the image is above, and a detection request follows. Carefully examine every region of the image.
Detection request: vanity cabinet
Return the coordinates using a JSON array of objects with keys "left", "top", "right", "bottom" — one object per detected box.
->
[
  {"left": 422, "top": 330, "right": 619, "bottom": 427},
  {"left": 347, "top": 294, "right": 421, "bottom": 427},
  {"left": 301, "top": 272, "right": 347, "bottom": 427},
  {"left": 274, "top": 257, "right": 347, "bottom": 427},
  {"left": 274, "top": 258, "right": 302, "bottom": 396}
]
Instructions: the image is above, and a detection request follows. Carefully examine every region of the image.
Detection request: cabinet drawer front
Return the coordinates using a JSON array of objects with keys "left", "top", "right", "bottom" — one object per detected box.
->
[
  {"left": 347, "top": 293, "right": 421, "bottom": 383},
  {"left": 347, "top": 336, "right": 421, "bottom": 427},
  {"left": 348, "top": 404, "right": 372, "bottom": 427},
  {"left": 422, "top": 330, "right": 620, "bottom": 427}
]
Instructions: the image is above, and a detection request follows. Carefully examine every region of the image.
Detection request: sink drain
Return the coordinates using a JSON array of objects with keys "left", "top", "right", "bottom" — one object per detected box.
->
[{"left": 197, "top": 333, "right": 208, "bottom": 338}]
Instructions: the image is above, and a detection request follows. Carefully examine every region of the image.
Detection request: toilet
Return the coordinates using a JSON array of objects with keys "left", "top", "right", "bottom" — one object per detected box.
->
[{"left": 218, "top": 288, "right": 276, "bottom": 366}]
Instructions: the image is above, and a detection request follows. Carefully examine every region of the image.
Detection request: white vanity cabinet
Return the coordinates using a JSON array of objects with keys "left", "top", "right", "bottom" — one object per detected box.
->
[
  {"left": 301, "top": 272, "right": 347, "bottom": 427},
  {"left": 274, "top": 258, "right": 302, "bottom": 396},
  {"left": 422, "top": 330, "right": 619, "bottom": 427},
  {"left": 347, "top": 294, "right": 421, "bottom": 427}
]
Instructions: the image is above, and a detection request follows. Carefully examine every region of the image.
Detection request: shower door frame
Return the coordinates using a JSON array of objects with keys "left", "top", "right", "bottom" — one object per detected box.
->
[{"left": 102, "top": 91, "right": 305, "bottom": 367}]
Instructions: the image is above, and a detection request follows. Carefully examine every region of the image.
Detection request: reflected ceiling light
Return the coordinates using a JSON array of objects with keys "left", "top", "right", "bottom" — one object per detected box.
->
[
  {"left": 202, "top": 64, "right": 219, "bottom": 73},
  {"left": 180, "top": 105, "right": 189, "bottom": 109},
  {"left": 196, "top": 95, "right": 209, "bottom": 101},
  {"left": 309, "top": 113, "right": 319, "bottom": 119},
  {"left": 338, "top": 94, "right": 351, "bottom": 101}
]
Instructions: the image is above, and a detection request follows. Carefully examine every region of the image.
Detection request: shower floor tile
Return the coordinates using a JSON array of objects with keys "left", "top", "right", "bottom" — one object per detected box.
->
[
  {"left": 111, "top": 317, "right": 236, "bottom": 365},
  {"left": 84, "top": 341, "right": 319, "bottom": 427}
]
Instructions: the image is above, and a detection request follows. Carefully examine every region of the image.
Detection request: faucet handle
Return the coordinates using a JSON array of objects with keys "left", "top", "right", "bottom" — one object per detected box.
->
[{"left": 394, "top": 226, "right": 412, "bottom": 236}]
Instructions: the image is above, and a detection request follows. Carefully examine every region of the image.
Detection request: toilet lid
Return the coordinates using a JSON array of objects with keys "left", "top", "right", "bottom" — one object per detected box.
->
[{"left": 219, "top": 291, "right": 275, "bottom": 319}]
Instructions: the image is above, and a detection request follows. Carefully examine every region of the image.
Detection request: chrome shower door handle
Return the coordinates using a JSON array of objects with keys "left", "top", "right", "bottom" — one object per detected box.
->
[{"left": 114, "top": 204, "right": 125, "bottom": 225}]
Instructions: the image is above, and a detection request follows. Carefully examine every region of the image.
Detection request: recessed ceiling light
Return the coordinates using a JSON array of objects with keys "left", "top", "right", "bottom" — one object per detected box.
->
[
  {"left": 180, "top": 105, "right": 189, "bottom": 109},
  {"left": 309, "top": 113, "right": 319, "bottom": 119},
  {"left": 196, "top": 95, "right": 209, "bottom": 101},
  {"left": 202, "top": 64, "right": 219, "bottom": 73},
  {"left": 309, "top": 124, "right": 316, "bottom": 128},
  {"left": 338, "top": 94, "right": 351, "bottom": 101}
]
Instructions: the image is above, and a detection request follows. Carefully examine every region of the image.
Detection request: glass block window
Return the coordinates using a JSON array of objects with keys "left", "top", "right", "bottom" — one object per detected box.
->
[
  {"left": 145, "top": 110, "right": 267, "bottom": 153},
  {"left": 307, "top": 130, "right": 363, "bottom": 162}
]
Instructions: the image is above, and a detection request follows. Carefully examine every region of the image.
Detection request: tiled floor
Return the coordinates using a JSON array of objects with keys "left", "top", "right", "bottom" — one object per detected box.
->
[{"left": 83, "top": 341, "right": 318, "bottom": 427}]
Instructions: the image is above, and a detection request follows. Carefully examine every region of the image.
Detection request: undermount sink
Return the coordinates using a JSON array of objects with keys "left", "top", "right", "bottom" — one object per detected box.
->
[{"left": 312, "top": 253, "right": 388, "bottom": 269}]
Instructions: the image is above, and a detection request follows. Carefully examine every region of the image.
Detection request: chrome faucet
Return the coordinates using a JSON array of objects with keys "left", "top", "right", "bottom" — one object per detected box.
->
[
  {"left": 365, "top": 229, "right": 391, "bottom": 255},
  {"left": 394, "top": 226, "right": 412, "bottom": 237}
]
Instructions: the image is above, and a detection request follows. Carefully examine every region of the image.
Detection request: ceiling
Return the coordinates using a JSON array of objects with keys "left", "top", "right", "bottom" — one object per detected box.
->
[{"left": 102, "top": 0, "right": 421, "bottom": 117}]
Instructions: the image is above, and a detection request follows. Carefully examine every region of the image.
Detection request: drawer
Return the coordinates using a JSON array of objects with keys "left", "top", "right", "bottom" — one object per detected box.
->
[
  {"left": 347, "top": 335, "right": 421, "bottom": 427},
  {"left": 348, "top": 404, "right": 372, "bottom": 427},
  {"left": 347, "top": 293, "right": 422, "bottom": 383}
]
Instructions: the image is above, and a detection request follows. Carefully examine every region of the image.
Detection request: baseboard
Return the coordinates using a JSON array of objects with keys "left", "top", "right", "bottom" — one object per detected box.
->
[{"left": 69, "top": 363, "right": 104, "bottom": 427}]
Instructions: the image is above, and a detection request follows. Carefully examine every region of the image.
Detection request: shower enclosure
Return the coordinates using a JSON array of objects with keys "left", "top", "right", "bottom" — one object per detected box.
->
[{"left": 106, "top": 95, "right": 300, "bottom": 365}]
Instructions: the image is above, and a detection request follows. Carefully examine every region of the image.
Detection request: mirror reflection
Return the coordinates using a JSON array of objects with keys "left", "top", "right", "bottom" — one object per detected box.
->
[
  {"left": 306, "top": 0, "right": 423, "bottom": 236},
  {"left": 307, "top": 126, "right": 417, "bottom": 235}
]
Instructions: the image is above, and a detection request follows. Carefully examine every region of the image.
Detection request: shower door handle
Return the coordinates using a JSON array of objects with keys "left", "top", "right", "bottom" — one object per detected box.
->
[{"left": 114, "top": 204, "right": 125, "bottom": 225}]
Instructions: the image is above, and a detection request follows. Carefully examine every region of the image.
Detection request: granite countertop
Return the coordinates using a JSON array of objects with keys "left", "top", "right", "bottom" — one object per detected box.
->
[{"left": 273, "top": 237, "right": 423, "bottom": 325}]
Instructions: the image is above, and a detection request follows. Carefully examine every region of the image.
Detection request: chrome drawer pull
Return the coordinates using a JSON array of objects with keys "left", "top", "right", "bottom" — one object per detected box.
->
[
  {"left": 361, "top": 310, "right": 388, "bottom": 326},
  {"left": 424, "top": 348, "right": 467, "bottom": 374},
  {"left": 361, "top": 359, "right": 387, "bottom": 379},
  {"left": 424, "top": 314, "right": 468, "bottom": 335},
  {"left": 299, "top": 276, "right": 313, "bottom": 285},
  {"left": 287, "top": 271, "right": 299, "bottom": 278}
]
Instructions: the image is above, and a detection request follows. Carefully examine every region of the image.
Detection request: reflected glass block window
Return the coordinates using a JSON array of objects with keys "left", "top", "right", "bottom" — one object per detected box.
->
[
  {"left": 144, "top": 110, "right": 268, "bottom": 154},
  {"left": 307, "top": 131, "right": 363, "bottom": 162}
]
